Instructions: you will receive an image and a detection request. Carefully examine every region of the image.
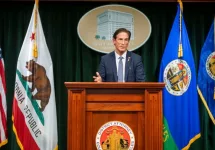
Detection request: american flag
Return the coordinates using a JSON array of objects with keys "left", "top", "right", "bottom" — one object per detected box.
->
[{"left": 0, "top": 48, "right": 7, "bottom": 147}]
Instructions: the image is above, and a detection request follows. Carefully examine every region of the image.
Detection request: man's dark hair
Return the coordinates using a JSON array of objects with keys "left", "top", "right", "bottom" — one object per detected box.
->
[{"left": 113, "top": 28, "right": 131, "bottom": 40}]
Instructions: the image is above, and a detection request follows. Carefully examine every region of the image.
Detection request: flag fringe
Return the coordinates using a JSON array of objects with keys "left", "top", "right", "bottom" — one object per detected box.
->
[
  {"left": 182, "top": 133, "right": 201, "bottom": 150},
  {"left": 12, "top": 116, "right": 24, "bottom": 150},
  {"left": 54, "top": 145, "right": 58, "bottom": 150},
  {"left": 0, "top": 139, "right": 8, "bottom": 148}
]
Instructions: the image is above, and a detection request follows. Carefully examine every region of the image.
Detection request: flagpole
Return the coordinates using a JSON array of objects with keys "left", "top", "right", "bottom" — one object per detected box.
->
[
  {"left": 35, "top": 0, "right": 39, "bottom": 7},
  {"left": 178, "top": 0, "right": 183, "bottom": 58},
  {"left": 33, "top": 0, "right": 39, "bottom": 58}
]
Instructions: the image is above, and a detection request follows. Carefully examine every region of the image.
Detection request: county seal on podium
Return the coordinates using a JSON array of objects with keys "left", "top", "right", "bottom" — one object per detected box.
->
[{"left": 95, "top": 121, "right": 135, "bottom": 150}]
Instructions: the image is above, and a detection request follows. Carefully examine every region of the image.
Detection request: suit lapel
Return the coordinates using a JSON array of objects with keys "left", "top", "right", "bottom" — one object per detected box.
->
[
  {"left": 125, "top": 51, "right": 131, "bottom": 82},
  {"left": 110, "top": 52, "right": 117, "bottom": 82}
]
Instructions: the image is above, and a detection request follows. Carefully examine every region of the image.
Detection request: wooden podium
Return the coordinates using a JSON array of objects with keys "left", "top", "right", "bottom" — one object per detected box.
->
[{"left": 65, "top": 82, "right": 165, "bottom": 150}]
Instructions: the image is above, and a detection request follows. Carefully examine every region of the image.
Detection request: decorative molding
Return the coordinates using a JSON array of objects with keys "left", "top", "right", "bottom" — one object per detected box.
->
[{"left": 1, "top": 0, "right": 215, "bottom": 2}]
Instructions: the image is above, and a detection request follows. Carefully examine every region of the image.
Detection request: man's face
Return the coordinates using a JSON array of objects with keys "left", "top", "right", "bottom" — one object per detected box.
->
[{"left": 113, "top": 32, "right": 129, "bottom": 54}]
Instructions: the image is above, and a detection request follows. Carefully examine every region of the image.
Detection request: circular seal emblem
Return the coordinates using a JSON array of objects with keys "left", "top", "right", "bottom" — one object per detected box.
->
[
  {"left": 206, "top": 52, "right": 215, "bottom": 80},
  {"left": 77, "top": 4, "right": 151, "bottom": 53},
  {"left": 95, "top": 121, "right": 135, "bottom": 150},
  {"left": 163, "top": 59, "right": 191, "bottom": 96}
]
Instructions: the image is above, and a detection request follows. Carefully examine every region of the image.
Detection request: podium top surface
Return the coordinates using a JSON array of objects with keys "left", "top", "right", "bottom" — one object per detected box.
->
[{"left": 65, "top": 82, "right": 165, "bottom": 89}]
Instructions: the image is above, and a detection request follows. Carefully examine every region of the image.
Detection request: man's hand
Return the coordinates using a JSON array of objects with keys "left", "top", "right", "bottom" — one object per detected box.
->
[{"left": 93, "top": 72, "right": 102, "bottom": 82}]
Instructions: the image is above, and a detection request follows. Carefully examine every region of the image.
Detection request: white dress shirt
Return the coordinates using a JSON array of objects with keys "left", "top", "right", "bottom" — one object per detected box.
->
[{"left": 115, "top": 51, "right": 127, "bottom": 82}]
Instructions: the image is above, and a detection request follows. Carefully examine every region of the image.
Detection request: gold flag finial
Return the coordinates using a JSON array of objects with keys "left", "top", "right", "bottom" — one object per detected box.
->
[
  {"left": 177, "top": 0, "right": 183, "bottom": 12},
  {"left": 35, "top": 0, "right": 39, "bottom": 8}
]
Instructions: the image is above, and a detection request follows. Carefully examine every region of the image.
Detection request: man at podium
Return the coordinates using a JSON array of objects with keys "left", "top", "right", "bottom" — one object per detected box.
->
[{"left": 93, "top": 28, "right": 146, "bottom": 82}]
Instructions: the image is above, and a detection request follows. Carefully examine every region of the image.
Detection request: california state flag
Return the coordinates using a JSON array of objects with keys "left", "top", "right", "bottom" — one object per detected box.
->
[{"left": 12, "top": 1, "right": 58, "bottom": 150}]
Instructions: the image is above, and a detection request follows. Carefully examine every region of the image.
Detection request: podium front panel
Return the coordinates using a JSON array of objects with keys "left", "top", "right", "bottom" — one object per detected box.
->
[{"left": 65, "top": 82, "right": 164, "bottom": 150}]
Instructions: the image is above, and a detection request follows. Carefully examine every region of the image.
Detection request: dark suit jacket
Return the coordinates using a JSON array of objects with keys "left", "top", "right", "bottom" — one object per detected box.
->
[{"left": 98, "top": 51, "right": 146, "bottom": 82}]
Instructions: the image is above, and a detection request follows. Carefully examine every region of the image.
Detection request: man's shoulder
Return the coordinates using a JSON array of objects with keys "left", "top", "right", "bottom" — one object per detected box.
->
[
  {"left": 101, "top": 51, "right": 115, "bottom": 60},
  {"left": 129, "top": 51, "right": 141, "bottom": 59}
]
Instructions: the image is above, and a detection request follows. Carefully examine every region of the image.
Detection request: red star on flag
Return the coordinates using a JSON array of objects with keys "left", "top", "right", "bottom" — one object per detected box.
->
[{"left": 30, "top": 33, "right": 35, "bottom": 41}]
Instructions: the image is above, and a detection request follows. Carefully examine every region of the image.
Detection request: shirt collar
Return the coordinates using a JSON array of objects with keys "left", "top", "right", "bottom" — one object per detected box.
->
[{"left": 115, "top": 51, "right": 127, "bottom": 59}]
